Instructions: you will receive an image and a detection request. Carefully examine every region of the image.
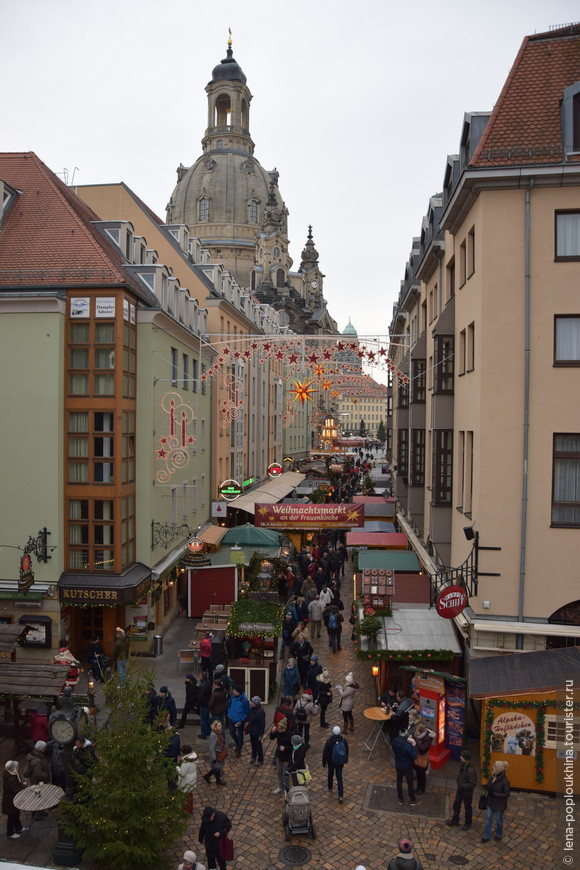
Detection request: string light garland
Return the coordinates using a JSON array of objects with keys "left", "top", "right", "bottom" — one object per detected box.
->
[{"left": 227, "top": 599, "right": 285, "bottom": 638}]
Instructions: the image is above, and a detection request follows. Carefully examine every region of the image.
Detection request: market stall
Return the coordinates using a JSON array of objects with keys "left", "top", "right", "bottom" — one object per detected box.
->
[{"left": 225, "top": 599, "right": 284, "bottom": 701}]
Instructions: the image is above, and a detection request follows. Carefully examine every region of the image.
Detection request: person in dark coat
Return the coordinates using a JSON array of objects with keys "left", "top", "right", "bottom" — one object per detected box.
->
[
  {"left": 306, "top": 655, "right": 323, "bottom": 699},
  {"left": 286, "top": 733, "right": 308, "bottom": 787},
  {"left": 290, "top": 635, "right": 313, "bottom": 687},
  {"left": 29, "top": 705, "right": 50, "bottom": 743},
  {"left": 2, "top": 761, "right": 27, "bottom": 838},
  {"left": 163, "top": 727, "right": 181, "bottom": 791},
  {"left": 145, "top": 687, "right": 161, "bottom": 725},
  {"left": 247, "top": 696, "right": 266, "bottom": 764},
  {"left": 158, "top": 686, "right": 177, "bottom": 727},
  {"left": 281, "top": 658, "right": 301, "bottom": 698},
  {"left": 197, "top": 671, "right": 212, "bottom": 739},
  {"left": 269, "top": 717, "right": 293, "bottom": 793},
  {"left": 387, "top": 837, "right": 424, "bottom": 870},
  {"left": 86, "top": 635, "right": 105, "bottom": 681},
  {"left": 198, "top": 805, "right": 232, "bottom": 870},
  {"left": 322, "top": 725, "right": 349, "bottom": 802},
  {"left": 208, "top": 681, "right": 228, "bottom": 728},
  {"left": 446, "top": 749, "right": 477, "bottom": 829},
  {"left": 481, "top": 760, "right": 510, "bottom": 842},
  {"left": 280, "top": 613, "right": 297, "bottom": 658},
  {"left": 316, "top": 668, "right": 332, "bottom": 728},
  {"left": 392, "top": 733, "right": 421, "bottom": 806},
  {"left": 178, "top": 674, "right": 199, "bottom": 730}
]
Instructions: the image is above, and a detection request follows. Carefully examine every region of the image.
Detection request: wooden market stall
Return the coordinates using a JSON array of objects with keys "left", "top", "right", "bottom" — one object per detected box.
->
[
  {"left": 470, "top": 647, "right": 580, "bottom": 793},
  {"left": 226, "top": 599, "right": 284, "bottom": 702},
  {"left": 346, "top": 532, "right": 408, "bottom": 549}
]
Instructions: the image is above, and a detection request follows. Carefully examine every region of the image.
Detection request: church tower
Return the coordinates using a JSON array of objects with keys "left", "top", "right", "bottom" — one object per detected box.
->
[{"left": 166, "top": 35, "right": 286, "bottom": 288}]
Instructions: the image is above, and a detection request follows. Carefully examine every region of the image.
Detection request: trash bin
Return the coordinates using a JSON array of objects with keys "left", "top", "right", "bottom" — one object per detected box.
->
[{"left": 153, "top": 634, "right": 163, "bottom": 656}]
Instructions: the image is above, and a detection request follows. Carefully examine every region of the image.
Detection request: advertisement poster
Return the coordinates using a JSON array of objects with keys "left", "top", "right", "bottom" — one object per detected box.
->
[
  {"left": 255, "top": 502, "right": 364, "bottom": 529},
  {"left": 490, "top": 711, "right": 536, "bottom": 756},
  {"left": 446, "top": 682, "right": 466, "bottom": 758},
  {"left": 95, "top": 297, "right": 116, "bottom": 318},
  {"left": 70, "top": 297, "right": 90, "bottom": 318}
]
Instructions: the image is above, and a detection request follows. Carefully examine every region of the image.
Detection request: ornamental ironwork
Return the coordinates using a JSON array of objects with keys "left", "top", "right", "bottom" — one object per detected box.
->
[{"left": 151, "top": 520, "right": 193, "bottom": 550}]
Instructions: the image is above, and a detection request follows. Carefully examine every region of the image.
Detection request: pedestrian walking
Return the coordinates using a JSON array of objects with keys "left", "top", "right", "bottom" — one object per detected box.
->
[
  {"left": 293, "top": 689, "right": 318, "bottom": 748},
  {"left": 411, "top": 722, "right": 434, "bottom": 795},
  {"left": 158, "top": 685, "right": 177, "bottom": 727},
  {"left": 446, "top": 749, "right": 477, "bottom": 830},
  {"left": 337, "top": 672, "right": 359, "bottom": 733},
  {"left": 324, "top": 603, "right": 343, "bottom": 653},
  {"left": 269, "top": 717, "right": 292, "bottom": 794},
  {"left": 198, "top": 805, "right": 232, "bottom": 870},
  {"left": 247, "top": 696, "right": 266, "bottom": 764},
  {"left": 203, "top": 721, "right": 227, "bottom": 786},
  {"left": 178, "top": 849, "right": 206, "bottom": 870},
  {"left": 319, "top": 584, "right": 333, "bottom": 608},
  {"left": 280, "top": 613, "right": 297, "bottom": 658},
  {"left": 176, "top": 745, "right": 198, "bottom": 813},
  {"left": 481, "top": 760, "right": 510, "bottom": 842},
  {"left": 281, "top": 658, "right": 301, "bottom": 698},
  {"left": 199, "top": 632, "right": 213, "bottom": 678},
  {"left": 316, "top": 668, "right": 333, "bottom": 728},
  {"left": 208, "top": 679, "right": 228, "bottom": 728},
  {"left": 306, "top": 655, "right": 323, "bottom": 698},
  {"left": 392, "top": 731, "right": 422, "bottom": 806},
  {"left": 2, "top": 761, "right": 27, "bottom": 839},
  {"left": 227, "top": 685, "right": 250, "bottom": 757},
  {"left": 287, "top": 733, "right": 308, "bottom": 788},
  {"left": 322, "top": 724, "right": 349, "bottom": 802},
  {"left": 113, "top": 626, "right": 130, "bottom": 687},
  {"left": 290, "top": 634, "right": 313, "bottom": 687},
  {"left": 179, "top": 673, "right": 200, "bottom": 730},
  {"left": 307, "top": 595, "right": 324, "bottom": 638},
  {"left": 197, "top": 671, "right": 212, "bottom": 739},
  {"left": 387, "top": 837, "right": 424, "bottom": 870}
]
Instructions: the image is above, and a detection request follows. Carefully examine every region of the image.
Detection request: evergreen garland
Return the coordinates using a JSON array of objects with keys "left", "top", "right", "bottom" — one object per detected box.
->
[{"left": 227, "top": 599, "right": 285, "bottom": 638}]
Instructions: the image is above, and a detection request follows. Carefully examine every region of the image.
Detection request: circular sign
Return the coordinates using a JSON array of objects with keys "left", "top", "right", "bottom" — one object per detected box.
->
[
  {"left": 187, "top": 536, "right": 205, "bottom": 554},
  {"left": 268, "top": 462, "right": 283, "bottom": 479},
  {"left": 219, "top": 479, "right": 243, "bottom": 501},
  {"left": 21, "top": 554, "right": 32, "bottom": 573},
  {"left": 436, "top": 585, "right": 468, "bottom": 619}
]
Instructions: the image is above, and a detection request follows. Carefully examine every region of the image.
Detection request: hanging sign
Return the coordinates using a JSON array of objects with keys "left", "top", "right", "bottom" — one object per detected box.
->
[
  {"left": 435, "top": 585, "right": 468, "bottom": 619},
  {"left": 187, "top": 537, "right": 205, "bottom": 554},
  {"left": 255, "top": 502, "right": 364, "bottom": 529},
  {"left": 219, "top": 479, "right": 243, "bottom": 501},
  {"left": 268, "top": 462, "right": 283, "bottom": 478}
]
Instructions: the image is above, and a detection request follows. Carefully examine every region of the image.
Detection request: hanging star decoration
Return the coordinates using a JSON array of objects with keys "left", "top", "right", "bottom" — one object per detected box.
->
[
  {"left": 289, "top": 379, "right": 317, "bottom": 405},
  {"left": 322, "top": 380, "right": 332, "bottom": 390},
  {"left": 313, "top": 363, "right": 325, "bottom": 377}
]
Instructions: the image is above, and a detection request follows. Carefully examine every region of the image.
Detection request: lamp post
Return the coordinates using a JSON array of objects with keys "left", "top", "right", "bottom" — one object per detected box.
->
[{"left": 49, "top": 686, "right": 87, "bottom": 866}]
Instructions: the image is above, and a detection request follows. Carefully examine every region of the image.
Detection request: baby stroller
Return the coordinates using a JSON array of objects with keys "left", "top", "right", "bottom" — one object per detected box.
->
[{"left": 282, "top": 773, "right": 316, "bottom": 840}]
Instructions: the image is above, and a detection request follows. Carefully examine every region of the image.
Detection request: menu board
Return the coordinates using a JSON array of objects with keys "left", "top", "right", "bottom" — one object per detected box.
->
[{"left": 446, "top": 682, "right": 466, "bottom": 760}]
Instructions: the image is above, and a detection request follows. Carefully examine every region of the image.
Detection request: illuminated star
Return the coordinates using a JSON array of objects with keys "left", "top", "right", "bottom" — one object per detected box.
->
[
  {"left": 346, "top": 508, "right": 362, "bottom": 523},
  {"left": 322, "top": 380, "right": 332, "bottom": 390},
  {"left": 332, "top": 390, "right": 340, "bottom": 398},
  {"left": 157, "top": 448, "right": 168, "bottom": 459},
  {"left": 288, "top": 352, "right": 299, "bottom": 365},
  {"left": 314, "top": 363, "right": 325, "bottom": 377},
  {"left": 257, "top": 505, "right": 269, "bottom": 516},
  {"left": 289, "top": 379, "right": 317, "bottom": 405},
  {"left": 275, "top": 349, "right": 285, "bottom": 360},
  {"left": 308, "top": 352, "right": 319, "bottom": 365}
]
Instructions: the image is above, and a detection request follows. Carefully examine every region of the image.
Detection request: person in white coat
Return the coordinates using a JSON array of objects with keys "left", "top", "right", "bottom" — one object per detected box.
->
[
  {"left": 337, "top": 672, "right": 359, "bottom": 733},
  {"left": 293, "top": 688, "right": 319, "bottom": 748},
  {"left": 178, "top": 849, "right": 206, "bottom": 870},
  {"left": 176, "top": 745, "right": 198, "bottom": 813}
]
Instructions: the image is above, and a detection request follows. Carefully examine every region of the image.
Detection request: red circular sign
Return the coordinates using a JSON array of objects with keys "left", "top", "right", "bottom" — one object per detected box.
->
[
  {"left": 268, "top": 462, "right": 283, "bottom": 478},
  {"left": 21, "top": 554, "right": 32, "bottom": 573},
  {"left": 187, "top": 537, "right": 205, "bottom": 554},
  {"left": 436, "top": 585, "right": 468, "bottom": 619}
]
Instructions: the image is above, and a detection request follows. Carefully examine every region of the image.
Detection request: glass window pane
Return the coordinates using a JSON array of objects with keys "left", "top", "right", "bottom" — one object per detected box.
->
[
  {"left": 557, "top": 213, "right": 580, "bottom": 257},
  {"left": 556, "top": 317, "right": 580, "bottom": 362},
  {"left": 95, "top": 348, "right": 115, "bottom": 369},
  {"left": 68, "top": 436, "right": 88, "bottom": 458},
  {"left": 68, "top": 462, "right": 89, "bottom": 483},
  {"left": 70, "top": 324, "right": 89, "bottom": 343},
  {"left": 94, "top": 413, "right": 114, "bottom": 432},
  {"left": 68, "top": 412, "right": 88, "bottom": 433},
  {"left": 94, "top": 549, "right": 114, "bottom": 570},
  {"left": 68, "top": 499, "right": 88, "bottom": 519},
  {"left": 95, "top": 324, "right": 115, "bottom": 343},
  {"left": 94, "top": 500, "right": 114, "bottom": 520},
  {"left": 94, "top": 462, "right": 114, "bottom": 483},
  {"left": 94, "top": 373, "right": 115, "bottom": 395},
  {"left": 70, "top": 374, "right": 89, "bottom": 395},
  {"left": 70, "top": 348, "right": 89, "bottom": 368},
  {"left": 69, "top": 549, "right": 89, "bottom": 570}
]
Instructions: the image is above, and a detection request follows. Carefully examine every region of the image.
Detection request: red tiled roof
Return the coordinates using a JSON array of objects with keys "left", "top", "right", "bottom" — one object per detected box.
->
[
  {"left": 0, "top": 152, "right": 148, "bottom": 296},
  {"left": 472, "top": 25, "right": 580, "bottom": 167}
]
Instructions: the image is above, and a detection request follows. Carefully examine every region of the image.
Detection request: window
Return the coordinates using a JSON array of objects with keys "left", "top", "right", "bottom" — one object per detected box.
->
[
  {"left": 199, "top": 197, "right": 209, "bottom": 222},
  {"left": 411, "top": 359, "right": 426, "bottom": 403},
  {"left": 467, "top": 322, "right": 475, "bottom": 372},
  {"left": 276, "top": 268, "right": 285, "bottom": 287},
  {"left": 433, "top": 430, "right": 453, "bottom": 505},
  {"left": 552, "top": 434, "right": 580, "bottom": 526},
  {"left": 398, "top": 382, "right": 409, "bottom": 408},
  {"left": 201, "top": 418, "right": 206, "bottom": 451},
  {"left": 459, "top": 240, "right": 467, "bottom": 286},
  {"left": 192, "top": 358, "right": 198, "bottom": 392},
  {"left": 544, "top": 715, "right": 580, "bottom": 749},
  {"left": 434, "top": 335, "right": 454, "bottom": 393},
  {"left": 459, "top": 329, "right": 466, "bottom": 376},
  {"left": 556, "top": 212, "right": 580, "bottom": 259},
  {"left": 555, "top": 316, "right": 580, "bottom": 364},
  {"left": 248, "top": 200, "right": 259, "bottom": 223},
  {"left": 183, "top": 353, "right": 189, "bottom": 389},
  {"left": 411, "top": 429, "right": 425, "bottom": 486},
  {"left": 447, "top": 258, "right": 455, "bottom": 300},
  {"left": 467, "top": 226, "right": 475, "bottom": 277},
  {"left": 171, "top": 347, "right": 178, "bottom": 386},
  {"left": 397, "top": 429, "right": 408, "bottom": 476}
]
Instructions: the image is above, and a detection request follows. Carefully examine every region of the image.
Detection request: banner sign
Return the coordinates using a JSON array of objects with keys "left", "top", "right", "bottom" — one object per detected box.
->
[{"left": 254, "top": 503, "right": 364, "bottom": 529}]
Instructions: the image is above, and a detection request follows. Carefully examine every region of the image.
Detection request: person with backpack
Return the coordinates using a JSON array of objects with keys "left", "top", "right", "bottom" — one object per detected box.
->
[
  {"left": 387, "top": 837, "right": 424, "bottom": 870},
  {"left": 293, "top": 688, "right": 318, "bottom": 748},
  {"left": 322, "top": 724, "right": 349, "bottom": 802},
  {"left": 324, "top": 604, "right": 343, "bottom": 653}
]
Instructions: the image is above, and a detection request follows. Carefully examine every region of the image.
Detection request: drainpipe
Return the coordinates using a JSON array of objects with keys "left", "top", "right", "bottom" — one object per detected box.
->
[{"left": 517, "top": 179, "right": 533, "bottom": 648}]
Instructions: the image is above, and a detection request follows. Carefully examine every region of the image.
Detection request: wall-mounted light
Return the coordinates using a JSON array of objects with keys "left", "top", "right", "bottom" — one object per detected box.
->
[{"left": 371, "top": 665, "right": 379, "bottom": 677}]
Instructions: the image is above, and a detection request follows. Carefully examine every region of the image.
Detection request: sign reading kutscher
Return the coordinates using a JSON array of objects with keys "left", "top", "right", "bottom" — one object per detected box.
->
[
  {"left": 254, "top": 503, "right": 365, "bottom": 529},
  {"left": 435, "top": 585, "right": 468, "bottom": 619}
]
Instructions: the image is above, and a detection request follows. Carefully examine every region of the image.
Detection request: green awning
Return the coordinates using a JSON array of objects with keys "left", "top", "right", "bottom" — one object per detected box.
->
[{"left": 358, "top": 550, "right": 420, "bottom": 572}]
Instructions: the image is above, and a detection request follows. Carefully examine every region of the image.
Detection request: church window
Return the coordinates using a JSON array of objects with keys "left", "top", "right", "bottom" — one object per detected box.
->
[
  {"left": 248, "top": 200, "right": 259, "bottom": 223},
  {"left": 251, "top": 270, "right": 256, "bottom": 291},
  {"left": 273, "top": 246, "right": 280, "bottom": 259},
  {"left": 199, "top": 197, "right": 209, "bottom": 222},
  {"left": 215, "top": 94, "right": 232, "bottom": 127},
  {"left": 276, "top": 268, "right": 285, "bottom": 288}
]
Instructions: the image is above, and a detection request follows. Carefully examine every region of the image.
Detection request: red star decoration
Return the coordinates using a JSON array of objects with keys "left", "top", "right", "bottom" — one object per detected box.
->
[
  {"left": 275, "top": 349, "right": 285, "bottom": 360},
  {"left": 160, "top": 437, "right": 168, "bottom": 444},
  {"left": 308, "top": 352, "right": 319, "bottom": 365},
  {"left": 262, "top": 341, "right": 272, "bottom": 352},
  {"left": 336, "top": 342, "right": 344, "bottom": 351},
  {"left": 157, "top": 448, "right": 168, "bottom": 458},
  {"left": 288, "top": 352, "right": 299, "bottom": 365},
  {"left": 243, "top": 350, "right": 251, "bottom": 358},
  {"left": 187, "top": 437, "right": 195, "bottom": 444},
  {"left": 379, "top": 347, "right": 387, "bottom": 356},
  {"left": 233, "top": 351, "right": 241, "bottom": 359},
  {"left": 218, "top": 357, "right": 224, "bottom": 364},
  {"left": 357, "top": 350, "right": 365, "bottom": 358},
  {"left": 222, "top": 347, "right": 230, "bottom": 355},
  {"left": 367, "top": 351, "right": 376, "bottom": 362},
  {"left": 323, "top": 349, "right": 333, "bottom": 360}
]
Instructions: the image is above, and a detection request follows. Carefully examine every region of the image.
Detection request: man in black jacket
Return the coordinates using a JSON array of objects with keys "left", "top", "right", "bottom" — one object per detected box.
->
[
  {"left": 198, "top": 805, "right": 232, "bottom": 870},
  {"left": 178, "top": 674, "right": 199, "bottom": 730},
  {"left": 197, "top": 671, "right": 212, "bottom": 739},
  {"left": 446, "top": 749, "right": 477, "bottom": 830},
  {"left": 322, "top": 725, "right": 349, "bottom": 802}
]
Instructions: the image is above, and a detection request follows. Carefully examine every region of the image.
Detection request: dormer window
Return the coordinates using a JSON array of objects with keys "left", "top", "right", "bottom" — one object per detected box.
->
[
  {"left": 199, "top": 197, "right": 210, "bottom": 222},
  {"left": 561, "top": 81, "right": 580, "bottom": 156}
]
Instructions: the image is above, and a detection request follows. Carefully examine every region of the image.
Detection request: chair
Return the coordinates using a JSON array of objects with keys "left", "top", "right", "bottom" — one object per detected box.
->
[
  {"left": 177, "top": 649, "right": 197, "bottom": 672},
  {"left": 223, "top": 604, "right": 233, "bottom": 613},
  {"left": 210, "top": 604, "right": 223, "bottom": 613}
]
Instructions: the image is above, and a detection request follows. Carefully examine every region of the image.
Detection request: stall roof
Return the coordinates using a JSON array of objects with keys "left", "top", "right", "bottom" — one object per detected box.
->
[
  {"left": 222, "top": 524, "right": 282, "bottom": 547},
  {"left": 469, "top": 647, "right": 580, "bottom": 699},
  {"left": 353, "top": 496, "right": 388, "bottom": 504},
  {"left": 0, "top": 662, "right": 70, "bottom": 698},
  {"left": 200, "top": 525, "right": 228, "bottom": 546},
  {"left": 228, "top": 472, "right": 305, "bottom": 514},
  {"left": 381, "top": 609, "right": 462, "bottom": 654},
  {"left": 363, "top": 521, "right": 396, "bottom": 533},
  {"left": 359, "top": 550, "right": 420, "bottom": 572},
  {"left": 363, "top": 503, "right": 396, "bottom": 519},
  {"left": 205, "top": 546, "right": 281, "bottom": 567},
  {"left": 0, "top": 625, "right": 30, "bottom": 656},
  {"left": 346, "top": 532, "right": 408, "bottom": 548}
]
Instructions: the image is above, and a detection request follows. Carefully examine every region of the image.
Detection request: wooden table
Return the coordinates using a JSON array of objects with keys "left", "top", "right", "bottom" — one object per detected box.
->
[
  {"left": 14, "top": 783, "right": 64, "bottom": 813},
  {"left": 362, "top": 706, "right": 392, "bottom": 757},
  {"left": 187, "top": 639, "right": 201, "bottom": 650},
  {"left": 196, "top": 621, "right": 228, "bottom": 634}
]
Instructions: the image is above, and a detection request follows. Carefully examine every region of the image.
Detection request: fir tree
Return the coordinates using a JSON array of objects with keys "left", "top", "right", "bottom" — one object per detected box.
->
[
  {"left": 376, "top": 420, "right": 387, "bottom": 444},
  {"left": 60, "top": 671, "right": 188, "bottom": 869}
]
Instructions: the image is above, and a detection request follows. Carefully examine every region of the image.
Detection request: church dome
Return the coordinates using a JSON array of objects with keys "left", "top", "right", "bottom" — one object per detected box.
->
[
  {"left": 342, "top": 318, "right": 358, "bottom": 336},
  {"left": 211, "top": 46, "right": 247, "bottom": 85}
]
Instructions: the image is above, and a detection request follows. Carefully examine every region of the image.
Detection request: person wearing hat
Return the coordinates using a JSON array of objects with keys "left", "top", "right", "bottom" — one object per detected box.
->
[
  {"left": 178, "top": 848, "right": 206, "bottom": 870},
  {"left": 179, "top": 673, "right": 200, "bottom": 730},
  {"left": 208, "top": 679, "right": 228, "bottom": 729},
  {"left": 481, "top": 760, "right": 510, "bottom": 842},
  {"left": 316, "top": 668, "right": 333, "bottom": 728},
  {"left": 176, "top": 744, "right": 198, "bottom": 813},
  {"left": 247, "top": 696, "right": 266, "bottom": 765},
  {"left": 198, "top": 805, "right": 232, "bottom": 870},
  {"left": 337, "top": 673, "right": 359, "bottom": 733},
  {"left": 269, "top": 717, "right": 293, "bottom": 793},
  {"left": 293, "top": 689, "right": 318, "bottom": 749},
  {"left": 306, "top": 654, "right": 323, "bottom": 698},
  {"left": 287, "top": 733, "right": 308, "bottom": 787},
  {"left": 387, "top": 837, "right": 424, "bottom": 870},
  {"left": 227, "top": 685, "right": 250, "bottom": 757},
  {"left": 322, "top": 725, "right": 349, "bottom": 802},
  {"left": 3, "top": 761, "right": 28, "bottom": 839},
  {"left": 446, "top": 748, "right": 477, "bottom": 830},
  {"left": 158, "top": 685, "right": 177, "bottom": 727},
  {"left": 281, "top": 657, "right": 300, "bottom": 699},
  {"left": 24, "top": 740, "right": 51, "bottom": 787}
]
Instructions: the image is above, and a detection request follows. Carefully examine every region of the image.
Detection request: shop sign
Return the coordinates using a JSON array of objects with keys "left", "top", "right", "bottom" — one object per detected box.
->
[
  {"left": 242, "top": 476, "right": 255, "bottom": 489},
  {"left": 415, "top": 673, "right": 445, "bottom": 694},
  {"left": 255, "top": 502, "right": 365, "bottom": 529},
  {"left": 435, "top": 585, "right": 468, "bottom": 619},
  {"left": 187, "top": 537, "right": 205, "bottom": 554},
  {"left": 490, "top": 711, "right": 536, "bottom": 756},
  {"left": 268, "top": 462, "right": 283, "bottom": 478},
  {"left": 239, "top": 622, "right": 275, "bottom": 633},
  {"left": 219, "top": 479, "right": 243, "bottom": 501}
]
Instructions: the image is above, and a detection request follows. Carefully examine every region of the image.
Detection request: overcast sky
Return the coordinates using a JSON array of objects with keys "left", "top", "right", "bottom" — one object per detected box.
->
[{"left": 2, "top": 0, "right": 579, "bottom": 342}]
